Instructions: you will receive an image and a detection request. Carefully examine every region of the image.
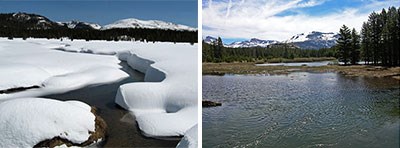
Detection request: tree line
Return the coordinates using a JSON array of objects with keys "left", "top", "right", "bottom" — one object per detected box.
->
[
  {"left": 0, "top": 13, "right": 197, "bottom": 43},
  {"left": 204, "top": 6, "right": 399, "bottom": 66},
  {"left": 336, "top": 6, "right": 399, "bottom": 66},
  {"left": 202, "top": 37, "right": 335, "bottom": 63},
  {"left": 0, "top": 27, "right": 197, "bottom": 43}
]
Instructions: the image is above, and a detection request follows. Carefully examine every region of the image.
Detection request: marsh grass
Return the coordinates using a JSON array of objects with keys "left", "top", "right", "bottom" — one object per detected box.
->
[{"left": 203, "top": 62, "right": 400, "bottom": 80}]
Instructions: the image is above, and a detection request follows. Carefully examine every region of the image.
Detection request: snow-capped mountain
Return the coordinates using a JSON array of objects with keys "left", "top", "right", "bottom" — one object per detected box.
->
[
  {"left": 61, "top": 21, "right": 101, "bottom": 30},
  {"left": 3, "top": 12, "right": 61, "bottom": 29},
  {"left": 285, "top": 31, "right": 339, "bottom": 49},
  {"left": 1, "top": 12, "right": 196, "bottom": 32},
  {"left": 226, "top": 38, "right": 279, "bottom": 48},
  {"left": 102, "top": 18, "right": 196, "bottom": 31},
  {"left": 204, "top": 31, "right": 339, "bottom": 49},
  {"left": 203, "top": 36, "right": 217, "bottom": 44}
]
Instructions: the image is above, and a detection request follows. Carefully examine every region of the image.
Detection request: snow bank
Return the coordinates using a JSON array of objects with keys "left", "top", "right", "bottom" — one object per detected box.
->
[
  {"left": 0, "top": 38, "right": 198, "bottom": 141},
  {"left": 114, "top": 42, "right": 198, "bottom": 137},
  {"left": 0, "top": 98, "right": 95, "bottom": 147},
  {"left": 0, "top": 63, "right": 50, "bottom": 90},
  {"left": 176, "top": 125, "right": 198, "bottom": 148},
  {"left": 0, "top": 38, "right": 128, "bottom": 100}
]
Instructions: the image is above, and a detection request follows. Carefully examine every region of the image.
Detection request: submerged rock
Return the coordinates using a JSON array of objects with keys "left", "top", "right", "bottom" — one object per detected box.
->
[{"left": 202, "top": 100, "right": 222, "bottom": 107}]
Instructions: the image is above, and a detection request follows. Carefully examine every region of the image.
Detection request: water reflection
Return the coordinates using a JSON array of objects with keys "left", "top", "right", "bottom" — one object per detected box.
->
[{"left": 256, "top": 61, "right": 332, "bottom": 66}]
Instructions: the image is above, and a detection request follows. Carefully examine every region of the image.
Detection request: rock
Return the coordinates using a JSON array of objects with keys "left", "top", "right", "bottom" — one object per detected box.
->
[
  {"left": 202, "top": 100, "right": 222, "bottom": 107},
  {"left": 34, "top": 107, "right": 107, "bottom": 147}
]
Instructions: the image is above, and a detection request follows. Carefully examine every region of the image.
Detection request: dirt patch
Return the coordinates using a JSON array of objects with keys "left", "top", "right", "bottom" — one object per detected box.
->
[{"left": 34, "top": 107, "right": 107, "bottom": 148}]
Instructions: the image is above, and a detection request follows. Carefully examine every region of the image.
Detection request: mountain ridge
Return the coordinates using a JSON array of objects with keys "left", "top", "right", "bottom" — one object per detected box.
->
[
  {"left": 0, "top": 12, "right": 196, "bottom": 31},
  {"left": 102, "top": 18, "right": 197, "bottom": 31},
  {"left": 204, "top": 31, "right": 339, "bottom": 49}
]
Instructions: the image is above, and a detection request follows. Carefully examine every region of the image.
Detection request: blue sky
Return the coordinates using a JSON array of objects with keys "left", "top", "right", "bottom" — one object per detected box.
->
[
  {"left": 202, "top": 0, "right": 399, "bottom": 43},
  {"left": 0, "top": 0, "right": 198, "bottom": 27}
]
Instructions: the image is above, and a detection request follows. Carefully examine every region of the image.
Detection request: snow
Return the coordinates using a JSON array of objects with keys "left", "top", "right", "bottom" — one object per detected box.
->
[
  {"left": 203, "top": 36, "right": 217, "bottom": 44},
  {"left": 102, "top": 18, "right": 197, "bottom": 31},
  {"left": 285, "top": 31, "right": 338, "bottom": 43},
  {"left": 0, "top": 98, "right": 96, "bottom": 147},
  {"left": 225, "top": 39, "right": 279, "bottom": 48},
  {"left": 0, "top": 63, "right": 50, "bottom": 90},
  {"left": 0, "top": 37, "right": 198, "bottom": 141},
  {"left": 0, "top": 38, "right": 129, "bottom": 100},
  {"left": 176, "top": 124, "right": 198, "bottom": 148},
  {"left": 114, "top": 41, "right": 198, "bottom": 137},
  {"left": 62, "top": 21, "right": 102, "bottom": 30}
]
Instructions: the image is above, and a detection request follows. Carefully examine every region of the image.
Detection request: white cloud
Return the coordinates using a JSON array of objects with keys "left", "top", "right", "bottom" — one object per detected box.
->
[{"left": 202, "top": 0, "right": 398, "bottom": 42}]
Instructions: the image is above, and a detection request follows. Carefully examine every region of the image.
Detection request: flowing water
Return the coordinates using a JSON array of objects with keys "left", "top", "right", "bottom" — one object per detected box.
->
[
  {"left": 203, "top": 72, "right": 399, "bottom": 148},
  {"left": 45, "top": 62, "right": 180, "bottom": 147}
]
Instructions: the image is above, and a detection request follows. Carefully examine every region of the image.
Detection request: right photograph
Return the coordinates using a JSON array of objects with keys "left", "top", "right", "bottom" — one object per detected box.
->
[{"left": 202, "top": 0, "right": 399, "bottom": 147}]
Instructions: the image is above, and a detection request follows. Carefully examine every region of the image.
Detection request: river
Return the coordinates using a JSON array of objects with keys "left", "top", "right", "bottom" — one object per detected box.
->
[
  {"left": 203, "top": 72, "right": 399, "bottom": 147},
  {"left": 45, "top": 62, "right": 180, "bottom": 147}
]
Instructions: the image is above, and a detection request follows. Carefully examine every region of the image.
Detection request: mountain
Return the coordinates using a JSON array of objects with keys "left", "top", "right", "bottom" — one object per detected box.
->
[
  {"left": 102, "top": 18, "right": 196, "bottom": 31},
  {"left": 0, "top": 12, "right": 197, "bottom": 43},
  {"left": 285, "top": 31, "right": 339, "bottom": 49},
  {"left": 61, "top": 21, "right": 101, "bottom": 30},
  {"left": 203, "top": 36, "right": 217, "bottom": 44},
  {"left": 0, "top": 12, "right": 63, "bottom": 29},
  {"left": 0, "top": 12, "right": 195, "bottom": 32},
  {"left": 226, "top": 38, "right": 279, "bottom": 48},
  {"left": 204, "top": 31, "right": 339, "bottom": 49}
]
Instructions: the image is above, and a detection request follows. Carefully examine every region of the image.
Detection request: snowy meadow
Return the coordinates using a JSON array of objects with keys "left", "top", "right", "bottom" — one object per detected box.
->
[{"left": 0, "top": 37, "right": 198, "bottom": 147}]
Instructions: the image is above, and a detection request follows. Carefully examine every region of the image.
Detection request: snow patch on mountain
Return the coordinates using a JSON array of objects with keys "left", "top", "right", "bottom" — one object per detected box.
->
[
  {"left": 226, "top": 38, "right": 279, "bottom": 48},
  {"left": 285, "top": 31, "right": 339, "bottom": 49},
  {"left": 102, "top": 18, "right": 196, "bottom": 31},
  {"left": 205, "top": 31, "right": 339, "bottom": 49},
  {"left": 203, "top": 36, "right": 217, "bottom": 44},
  {"left": 10, "top": 12, "right": 55, "bottom": 29},
  {"left": 62, "top": 21, "right": 101, "bottom": 30},
  {"left": 286, "top": 31, "right": 339, "bottom": 43}
]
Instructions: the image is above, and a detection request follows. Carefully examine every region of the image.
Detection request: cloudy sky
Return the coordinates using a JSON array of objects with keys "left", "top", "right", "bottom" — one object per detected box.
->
[{"left": 203, "top": 0, "right": 399, "bottom": 43}]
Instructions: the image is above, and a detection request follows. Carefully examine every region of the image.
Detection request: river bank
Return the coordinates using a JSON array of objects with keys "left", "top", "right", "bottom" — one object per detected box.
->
[
  {"left": 203, "top": 62, "right": 400, "bottom": 80},
  {"left": 45, "top": 62, "right": 180, "bottom": 147}
]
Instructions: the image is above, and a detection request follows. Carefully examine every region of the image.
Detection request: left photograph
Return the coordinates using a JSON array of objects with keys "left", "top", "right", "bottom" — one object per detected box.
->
[{"left": 0, "top": 1, "right": 198, "bottom": 147}]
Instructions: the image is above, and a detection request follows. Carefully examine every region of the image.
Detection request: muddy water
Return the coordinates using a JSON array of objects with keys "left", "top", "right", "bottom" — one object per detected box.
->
[{"left": 45, "top": 62, "right": 180, "bottom": 147}]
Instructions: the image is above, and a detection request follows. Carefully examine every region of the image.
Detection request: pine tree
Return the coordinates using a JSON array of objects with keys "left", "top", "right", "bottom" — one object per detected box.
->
[
  {"left": 386, "top": 6, "right": 399, "bottom": 66},
  {"left": 380, "top": 8, "right": 388, "bottom": 65},
  {"left": 213, "top": 37, "right": 223, "bottom": 62},
  {"left": 368, "top": 12, "right": 381, "bottom": 65},
  {"left": 361, "top": 22, "right": 372, "bottom": 64},
  {"left": 350, "top": 28, "right": 361, "bottom": 64},
  {"left": 337, "top": 25, "right": 352, "bottom": 65}
]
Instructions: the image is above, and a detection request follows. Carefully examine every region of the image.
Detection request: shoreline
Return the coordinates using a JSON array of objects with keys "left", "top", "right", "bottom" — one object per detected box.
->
[{"left": 203, "top": 62, "right": 400, "bottom": 80}]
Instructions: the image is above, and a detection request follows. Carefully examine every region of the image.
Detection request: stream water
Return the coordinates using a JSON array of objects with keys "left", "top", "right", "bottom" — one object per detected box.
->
[
  {"left": 203, "top": 72, "right": 399, "bottom": 148},
  {"left": 45, "top": 62, "right": 180, "bottom": 147}
]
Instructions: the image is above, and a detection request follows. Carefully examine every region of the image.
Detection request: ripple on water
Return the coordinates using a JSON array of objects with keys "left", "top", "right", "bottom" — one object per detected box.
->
[{"left": 203, "top": 72, "right": 400, "bottom": 148}]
